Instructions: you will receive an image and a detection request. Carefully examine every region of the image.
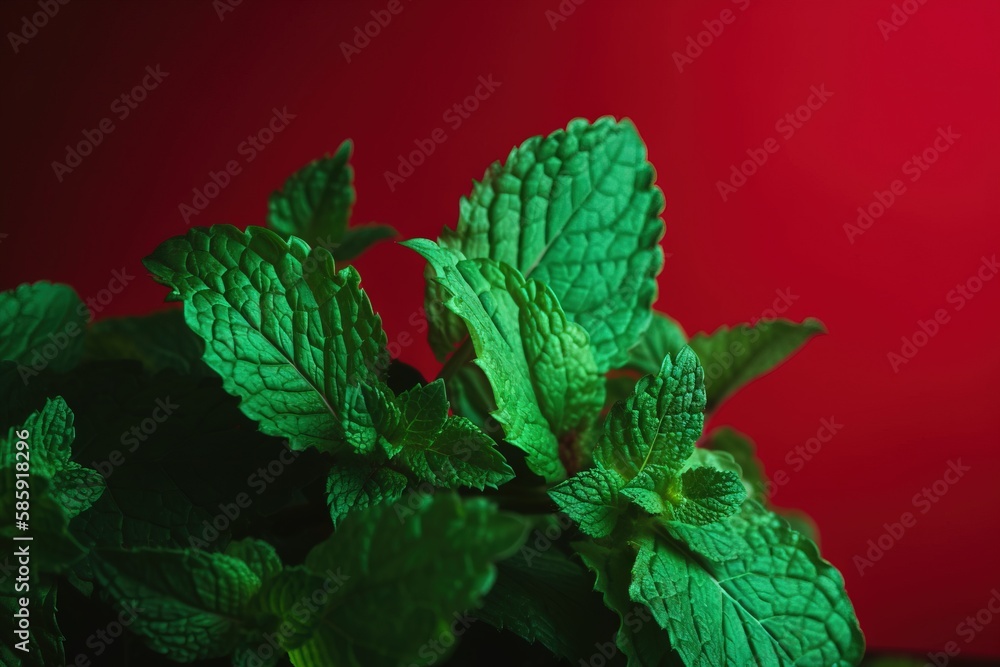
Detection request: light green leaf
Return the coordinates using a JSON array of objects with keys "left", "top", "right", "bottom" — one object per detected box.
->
[
  {"left": 267, "top": 140, "right": 395, "bottom": 259},
  {"left": 325, "top": 459, "right": 408, "bottom": 526},
  {"left": 670, "top": 465, "right": 746, "bottom": 525},
  {"left": 405, "top": 239, "right": 603, "bottom": 482},
  {"left": 285, "top": 494, "right": 528, "bottom": 667},
  {"left": 435, "top": 117, "right": 665, "bottom": 371},
  {"left": 0, "top": 282, "right": 87, "bottom": 374},
  {"left": 595, "top": 347, "right": 705, "bottom": 480},
  {"left": 625, "top": 312, "right": 687, "bottom": 376},
  {"left": 144, "top": 225, "right": 388, "bottom": 454},
  {"left": 618, "top": 471, "right": 669, "bottom": 516},
  {"left": 549, "top": 468, "right": 625, "bottom": 538},
  {"left": 660, "top": 515, "right": 752, "bottom": 563},
  {"left": 689, "top": 318, "right": 825, "bottom": 412},
  {"left": 93, "top": 547, "right": 263, "bottom": 662},
  {"left": 631, "top": 502, "right": 864, "bottom": 667}
]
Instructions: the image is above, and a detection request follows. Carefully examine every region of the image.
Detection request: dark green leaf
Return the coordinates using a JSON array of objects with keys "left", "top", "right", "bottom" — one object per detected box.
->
[
  {"left": 93, "top": 547, "right": 264, "bottom": 662},
  {"left": 267, "top": 141, "right": 395, "bottom": 260},
  {"left": 689, "top": 318, "right": 825, "bottom": 412},
  {"left": 476, "top": 545, "right": 618, "bottom": 663},
  {"left": 0, "top": 282, "right": 87, "bottom": 374},
  {"left": 83, "top": 309, "right": 208, "bottom": 376},
  {"left": 282, "top": 494, "right": 528, "bottom": 666}
]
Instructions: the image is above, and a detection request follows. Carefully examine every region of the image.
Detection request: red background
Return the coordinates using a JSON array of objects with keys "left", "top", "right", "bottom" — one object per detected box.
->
[{"left": 3, "top": 0, "right": 998, "bottom": 658}]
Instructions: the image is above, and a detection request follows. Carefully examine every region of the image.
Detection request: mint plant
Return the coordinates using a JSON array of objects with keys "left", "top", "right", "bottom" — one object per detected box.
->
[{"left": 0, "top": 118, "right": 864, "bottom": 666}]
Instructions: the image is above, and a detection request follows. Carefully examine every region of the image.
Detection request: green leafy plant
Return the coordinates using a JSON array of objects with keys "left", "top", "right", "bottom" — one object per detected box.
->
[{"left": 0, "top": 117, "right": 863, "bottom": 666}]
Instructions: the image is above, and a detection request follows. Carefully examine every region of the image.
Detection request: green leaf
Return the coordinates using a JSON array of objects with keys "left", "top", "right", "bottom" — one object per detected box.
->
[
  {"left": 595, "top": 347, "right": 705, "bottom": 481},
  {"left": 268, "top": 141, "right": 355, "bottom": 247},
  {"left": 625, "top": 312, "right": 687, "bottom": 376},
  {"left": 689, "top": 318, "right": 825, "bottom": 412},
  {"left": 434, "top": 117, "right": 665, "bottom": 371},
  {"left": 225, "top": 538, "right": 283, "bottom": 582},
  {"left": 0, "top": 360, "right": 325, "bottom": 584},
  {"left": 631, "top": 502, "right": 865, "bottom": 667},
  {"left": 267, "top": 140, "right": 395, "bottom": 259},
  {"left": 395, "top": 415, "right": 514, "bottom": 489},
  {"left": 574, "top": 540, "right": 674, "bottom": 667},
  {"left": 555, "top": 348, "right": 745, "bottom": 539},
  {"left": 283, "top": 494, "right": 528, "bottom": 667},
  {"left": 325, "top": 458, "right": 408, "bottom": 526},
  {"left": 476, "top": 545, "right": 618, "bottom": 663},
  {"left": 670, "top": 465, "right": 747, "bottom": 525},
  {"left": 83, "top": 309, "right": 208, "bottom": 376},
  {"left": 704, "top": 427, "right": 769, "bottom": 501},
  {"left": 332, "top": 225, "right": 397, "bottom": 262},
  {"left": 247, "top": 565, "right": 330, "bottom": 654},
  {"left": 323, "top": 379, "right": 513, "bottom": 525},
  {"left": 144, "top": 224, "right": 388, "bottom": 454},
  {"left": 2, "top": 397, "right": 105, "bottom": 518},
  {"left": 93, "top": 547, "right": 264, "bottom": 662},
  {"left": 0, "top": 282, "right": 87, "bottom": 374},
  {"left": 384, "top": 379, "right": 450, "bottom": 452},
  {"left": 548, "top": 468, "right": 625, "bottom": 538},
  {"left": 405, "top": 239, "right": 604, "bottom": 482}
]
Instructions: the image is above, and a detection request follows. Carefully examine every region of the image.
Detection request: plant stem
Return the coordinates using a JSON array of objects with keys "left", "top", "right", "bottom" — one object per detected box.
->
[{"left": 437, "top": 337, "right": 474, "bottom": 383}]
